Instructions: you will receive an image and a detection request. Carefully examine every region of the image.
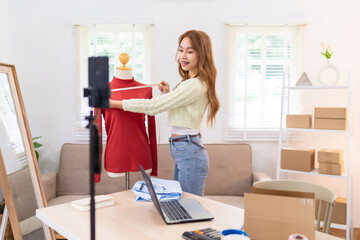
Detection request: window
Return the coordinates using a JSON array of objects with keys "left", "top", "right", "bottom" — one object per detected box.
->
[
  {"left": 225, "top": 24, "right": 304, "bottom": 141},
  {"left": 74, "top": 24, "right": 155, "bottom": 142},
  {"left": 0, "top": 74, "right": 26, "bottom": 167}
]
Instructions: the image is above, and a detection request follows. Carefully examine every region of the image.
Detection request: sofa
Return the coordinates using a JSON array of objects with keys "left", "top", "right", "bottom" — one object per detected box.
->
[
  {"left": 18, "top": 143, "right": 271, "bottom": 238},
  {"left": 45, "top": 143, "right": 270, "bottom": 206}
]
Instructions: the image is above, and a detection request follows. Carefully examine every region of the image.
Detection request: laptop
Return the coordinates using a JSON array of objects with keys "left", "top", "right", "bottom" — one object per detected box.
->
[{"left": 139, "top": 165, "right": 214, "bottom": 224}]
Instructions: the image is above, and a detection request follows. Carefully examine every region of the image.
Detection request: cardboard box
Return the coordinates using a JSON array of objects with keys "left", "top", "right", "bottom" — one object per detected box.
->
[
  {"left": 245, "top": 188, "right": 315, "bottom": 240},
  {"left": 318, "top": 149, "right": 343, "bottom": 163},
  {"left": 314, "top": 107, "right": 347, "bottom": 119},
  {"left": 281, "top": 148, "right": 315, "bottom": 172},
  {"left": 315, "top": 197, "right": 347, "bottom": 225},
  {"left": 286, "top": 114, "right": 312, "bottom": 128},
  {"left": 314, "top": 119, "right": 347, "bottom": 130},
  {"left": 319, "top": 161, "right": 344, "bottom": 175}
]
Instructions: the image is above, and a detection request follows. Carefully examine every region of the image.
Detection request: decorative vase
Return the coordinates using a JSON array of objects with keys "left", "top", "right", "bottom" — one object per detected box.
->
[{"left": 317, "top": 59, "right": 340, "bottom": 86}]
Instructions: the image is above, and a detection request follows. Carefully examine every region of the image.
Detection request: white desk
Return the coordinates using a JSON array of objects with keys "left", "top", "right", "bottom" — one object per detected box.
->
[{"left": 36, "top": 191, "right": 342, "bottom": 240}]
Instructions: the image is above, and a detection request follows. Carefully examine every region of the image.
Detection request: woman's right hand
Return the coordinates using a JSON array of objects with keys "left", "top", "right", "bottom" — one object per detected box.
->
[{"left": 158, "top": 81, "right": 170, "bottom": 94}]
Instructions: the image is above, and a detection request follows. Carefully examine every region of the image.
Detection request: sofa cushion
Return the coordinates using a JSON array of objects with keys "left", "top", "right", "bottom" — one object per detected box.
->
[
  {"left": 57, "top": 144, "right": 126, "bottom": 196},
  {"left": 156, "top": 144, "right": 252, "bottom": 196},
  {"left": 205, "top": 144, "right": 252, "bottom": 196},
  {"left": 19, "top": 215, "right": 43, "bottom": 236},
  {"left": 8, "top": 168, "right": 38, "bottom": 222},
  {"left": 48, "top": 195, "right": 88, "bottom": 207},
  {"left": 20, "top": 195, "right": 88, "bottom": 238}
]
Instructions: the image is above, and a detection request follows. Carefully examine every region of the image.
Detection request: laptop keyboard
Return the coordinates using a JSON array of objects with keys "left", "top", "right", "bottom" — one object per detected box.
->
[{"left": 160, "top": 200, "right": 192, "bottom": 221}]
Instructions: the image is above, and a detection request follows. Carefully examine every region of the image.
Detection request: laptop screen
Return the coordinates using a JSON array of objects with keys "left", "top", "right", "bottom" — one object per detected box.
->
[{"left": 139, "top": 165, "right": 165, "bottom": 218}]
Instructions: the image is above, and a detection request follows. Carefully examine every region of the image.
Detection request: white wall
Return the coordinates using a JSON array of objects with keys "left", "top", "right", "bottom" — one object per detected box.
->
[
  {"left": 0, "top": 0, "right": 9, "bottom": 62},
  {"left": 2, "top": 0, "right": 359, "bottom": 227}
]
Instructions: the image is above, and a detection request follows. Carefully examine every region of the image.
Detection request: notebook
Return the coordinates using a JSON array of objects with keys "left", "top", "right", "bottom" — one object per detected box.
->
[
  {"left": 71, "top": 195, "right": 115, "bottom": 211},
  {"left": 139, "top": 165, "right": 214, "bottom": 224}
]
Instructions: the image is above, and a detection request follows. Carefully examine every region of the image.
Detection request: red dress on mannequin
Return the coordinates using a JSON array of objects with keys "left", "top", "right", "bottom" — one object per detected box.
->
[{"left": 94, "top": 76, "right": 158, "bottom": 182}]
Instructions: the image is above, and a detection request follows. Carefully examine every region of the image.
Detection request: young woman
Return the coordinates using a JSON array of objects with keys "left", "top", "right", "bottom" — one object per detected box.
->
[{"left": 109, "top": 30, "right": 220, "bottom": 196}]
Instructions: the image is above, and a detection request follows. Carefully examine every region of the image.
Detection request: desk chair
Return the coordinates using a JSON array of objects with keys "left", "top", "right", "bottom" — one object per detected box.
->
[{"left": 253, "top": 179, "right": 336, "bottom": 234}]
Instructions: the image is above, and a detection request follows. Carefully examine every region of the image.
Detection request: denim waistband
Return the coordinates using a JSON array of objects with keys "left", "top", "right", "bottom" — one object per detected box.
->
[
  {"left": 169, "top": 133, "right": 201, "bottom": 142},
  {"left": 168, "top": 133, "right": 205, "bottom": 149}
]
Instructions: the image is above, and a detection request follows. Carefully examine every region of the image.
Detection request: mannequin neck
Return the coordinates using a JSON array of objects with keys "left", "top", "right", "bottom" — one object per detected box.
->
[{"left": 115, "top": 69, "right": 133, "bottom": 80}]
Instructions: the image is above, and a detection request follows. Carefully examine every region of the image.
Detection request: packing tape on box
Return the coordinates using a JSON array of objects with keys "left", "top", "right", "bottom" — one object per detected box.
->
[{"left": 288, "top": 234, "right": 308, "bottom": 240}]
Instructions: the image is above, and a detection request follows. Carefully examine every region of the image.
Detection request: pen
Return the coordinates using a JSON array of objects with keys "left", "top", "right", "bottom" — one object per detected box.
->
[{"left": 140, "top": 183, "right": 144, "bottom": 191}]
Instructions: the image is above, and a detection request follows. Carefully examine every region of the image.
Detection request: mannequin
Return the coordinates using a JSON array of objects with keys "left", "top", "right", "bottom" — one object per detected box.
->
[
  {"left": 108, "top": 53, "right": 131, "bottom": 178},
  {"left": 114, "top": 53, "right": 132, "bottom": 80},
  {"left": 95, "top": 53, "right": 157, "bottom": 188}
]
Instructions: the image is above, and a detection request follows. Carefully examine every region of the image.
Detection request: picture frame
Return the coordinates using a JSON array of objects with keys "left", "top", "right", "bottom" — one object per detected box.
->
[{"left": 296, "top": 72, "right": 312, "bottom": 86}]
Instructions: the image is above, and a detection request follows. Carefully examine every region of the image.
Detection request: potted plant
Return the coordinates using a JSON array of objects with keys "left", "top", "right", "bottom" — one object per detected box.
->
[
  {"left": 317, "top": 42, "right": 340, "bottom": 86},
  {"left": 32, "top": 136, "right": 43, "bottom": 162}
]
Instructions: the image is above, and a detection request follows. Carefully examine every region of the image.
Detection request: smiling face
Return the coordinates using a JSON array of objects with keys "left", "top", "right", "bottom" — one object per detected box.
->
[{"left": 177, "top": 37, "right": 199, "bottom": 78}]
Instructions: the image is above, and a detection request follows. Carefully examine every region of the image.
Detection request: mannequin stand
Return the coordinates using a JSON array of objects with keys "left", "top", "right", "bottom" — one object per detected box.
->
[
  {"left": 126, "top": 172, "right": 130, "bottom": 190},
  {"left": 106, "top": 171, "right": 130, "bottom": 190}
]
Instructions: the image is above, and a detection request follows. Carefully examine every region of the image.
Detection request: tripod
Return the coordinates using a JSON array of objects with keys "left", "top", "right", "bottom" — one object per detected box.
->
[
  {"left": 85, "top": 111, "right": 101, "bottom": 240},
  {"left": 84, "top": 56, "right": 110, "bottom": 240}
]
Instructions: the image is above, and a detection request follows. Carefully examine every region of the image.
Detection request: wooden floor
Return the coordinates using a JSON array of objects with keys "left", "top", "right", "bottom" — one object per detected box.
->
[
  {"left": 55, "top": 233, "right": 67, "bottom": 240},
  {"left": 328, "top": 228, "right": 360, "bottom": 239}
]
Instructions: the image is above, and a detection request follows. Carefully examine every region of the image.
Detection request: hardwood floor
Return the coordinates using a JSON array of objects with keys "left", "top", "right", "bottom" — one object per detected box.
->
[
  {"left": 55, "top": 233, "right": 67, "bottom": 240},
  {"left": 327, "top": 228, "right": 360, "bottom": 239}
]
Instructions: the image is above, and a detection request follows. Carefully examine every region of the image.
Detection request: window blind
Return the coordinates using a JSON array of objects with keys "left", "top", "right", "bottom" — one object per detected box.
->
[
  {"left": 225, "top": 24, "right": 304, "bottom": 141},
  {"left": 74, "top": 24, "right": 155, "bottom": 142}
]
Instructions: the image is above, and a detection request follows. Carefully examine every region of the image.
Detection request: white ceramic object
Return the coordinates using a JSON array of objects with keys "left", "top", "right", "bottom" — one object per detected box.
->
[{"left": 317, "top": 59, "right": 340, "bottom": 86}]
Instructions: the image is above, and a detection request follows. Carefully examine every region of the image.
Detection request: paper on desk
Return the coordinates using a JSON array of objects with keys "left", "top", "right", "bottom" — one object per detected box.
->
[{"left": 132, "top": 178, "right": 182, "bottom": 202}]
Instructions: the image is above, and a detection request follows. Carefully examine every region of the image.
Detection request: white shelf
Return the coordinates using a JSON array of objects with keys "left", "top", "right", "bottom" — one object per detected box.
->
[
  {"left": 330, "top": 223, "right": 348, "bottom": 230},
  {"left": 278, "top": 71, "right": 352, "bottom": 240},
  {"left": 279, "top": 168, "right": 348, "bottom": 179},
  {"left": 316, "top": 221, "right": 348, "bottom": 230},
  {"left": 284, "top": 128, "right": 350, "bottom": 133},
  {"left": 286, "top": 86, "right": 349, "bottom": 90}
]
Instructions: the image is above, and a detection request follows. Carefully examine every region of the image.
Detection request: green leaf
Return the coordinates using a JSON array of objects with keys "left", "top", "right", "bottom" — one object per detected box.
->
[
  {"left": 320, "top": 52, "right": 327, "bottom": 57},
  {"left": 35, "top": 151, "right": 39, "bottom": 160},
  {"left": 33, "top": 142, "right": 43, "bottom": 148},
  {"left": 32, "top": 136, "right": 42, "bottom": 140}
]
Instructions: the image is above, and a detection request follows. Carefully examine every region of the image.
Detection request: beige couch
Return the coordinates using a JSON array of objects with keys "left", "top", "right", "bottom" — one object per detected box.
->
[
  {"left": 44, "top": 143, "right": 270, "bottom": 206},
  {"left": 21, "top": 143, "right": 271, "bottom": 238}
]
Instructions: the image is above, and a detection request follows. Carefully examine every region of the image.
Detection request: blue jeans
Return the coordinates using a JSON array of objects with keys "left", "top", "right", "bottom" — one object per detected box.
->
[{"left": 169, "top": 134, "right": 209, "bottom": 196}]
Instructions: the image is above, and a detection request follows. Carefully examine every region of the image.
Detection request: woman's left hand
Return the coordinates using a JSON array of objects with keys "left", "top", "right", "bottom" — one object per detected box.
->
[{"left": 109, "top": 99, "right": 123, "bottom": 109}]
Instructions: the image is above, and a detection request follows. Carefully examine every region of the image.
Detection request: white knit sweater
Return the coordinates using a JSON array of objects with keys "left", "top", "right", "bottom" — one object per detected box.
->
[{"left": 122, "top": 77, "right": 208, "bottom": 129}]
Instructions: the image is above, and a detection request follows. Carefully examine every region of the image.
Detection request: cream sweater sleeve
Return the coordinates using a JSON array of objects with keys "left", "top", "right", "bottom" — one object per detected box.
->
[{"left": 122, "top": 78, "right": 204, "bottom": 116}]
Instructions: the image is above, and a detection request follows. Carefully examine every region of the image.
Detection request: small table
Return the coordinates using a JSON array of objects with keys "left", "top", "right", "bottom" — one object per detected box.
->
[{"left": 36, "top": 191, "right": 342, "bottom": 240}]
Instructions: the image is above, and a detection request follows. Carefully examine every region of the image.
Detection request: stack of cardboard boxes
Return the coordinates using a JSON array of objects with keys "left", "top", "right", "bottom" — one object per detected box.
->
[
  {"left": 318, "top": 149, "right": 344, "bottom": 175},
  {"left": 314, "top": 107, "right": 347, "bottom": 130},
  {"left": 280, "top": 148, "right": 344, "bottom": 175},
  {"left": 283, "top": 108, "right": 346, "bottom": 175}
]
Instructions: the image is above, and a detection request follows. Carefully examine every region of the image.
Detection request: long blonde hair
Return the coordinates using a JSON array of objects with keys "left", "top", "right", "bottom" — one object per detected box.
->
[{"left": 176, "top": 30, "right": 220, "bottom": 127}]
